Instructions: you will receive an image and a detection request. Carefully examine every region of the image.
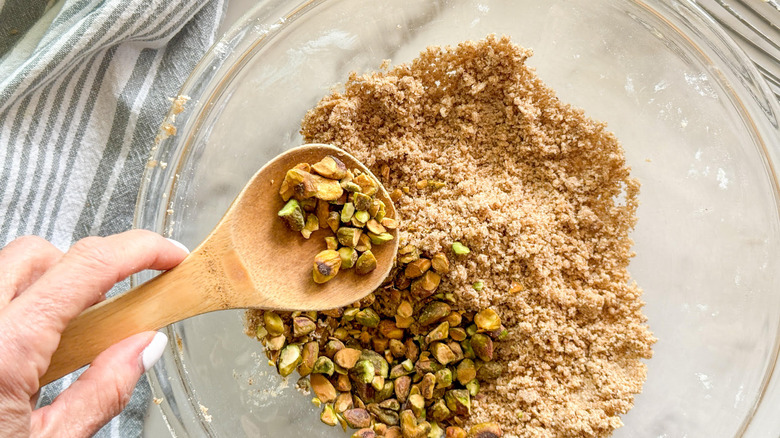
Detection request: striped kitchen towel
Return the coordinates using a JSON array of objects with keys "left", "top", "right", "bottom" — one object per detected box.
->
[{"left": 0, "top": 0, "right": 226, "bottom": 436}]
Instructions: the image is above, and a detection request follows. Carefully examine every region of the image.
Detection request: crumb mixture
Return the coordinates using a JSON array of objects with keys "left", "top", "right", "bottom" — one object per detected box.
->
[{"left": 301, "top": 35, "right": 655, "bottom": 437}]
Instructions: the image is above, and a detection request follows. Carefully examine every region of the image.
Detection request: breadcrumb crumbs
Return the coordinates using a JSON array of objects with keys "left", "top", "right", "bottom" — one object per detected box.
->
[{"left": 301, "top": 35, "right": 655, "bottom": 437}]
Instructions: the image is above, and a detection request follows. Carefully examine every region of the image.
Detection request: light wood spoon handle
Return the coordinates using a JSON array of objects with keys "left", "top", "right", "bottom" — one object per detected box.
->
[{"left": 40, "top": 250, "right": 221, "bottom": 386}]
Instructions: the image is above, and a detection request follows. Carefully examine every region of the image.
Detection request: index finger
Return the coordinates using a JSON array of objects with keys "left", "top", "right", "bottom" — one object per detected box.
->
[{"left": 2, "top": 230, "right": 188, "bottom": 359}]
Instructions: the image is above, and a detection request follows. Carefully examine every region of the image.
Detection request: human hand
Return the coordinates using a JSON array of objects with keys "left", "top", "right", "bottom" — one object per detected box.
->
[{"left": 0, "top": 230, "right": 189, "bottom": 437}]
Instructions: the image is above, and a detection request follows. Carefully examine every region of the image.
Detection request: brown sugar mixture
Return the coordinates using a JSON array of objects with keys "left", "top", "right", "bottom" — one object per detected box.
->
[{"left": 300, "top": 35, "right": 656, "bottom": 437}]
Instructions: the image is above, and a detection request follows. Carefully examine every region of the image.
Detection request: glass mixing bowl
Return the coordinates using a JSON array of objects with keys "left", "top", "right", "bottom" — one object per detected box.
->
[{"left": 133, "top": 0, "right": 780, "bottom": 436}]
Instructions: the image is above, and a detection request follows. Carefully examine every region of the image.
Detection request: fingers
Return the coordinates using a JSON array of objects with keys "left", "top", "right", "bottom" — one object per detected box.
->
[
  {"left": 0, "top": 230, "right": 187, "bottom": 392},
  {"left": 29, "top": 331, "right": 168, "bottom": 438},
  {"left": 0, "top": 236, "right": 63, "bottom": 306},
  {"left": 8, "top": 230, "right": 188, "bottom": 336}
]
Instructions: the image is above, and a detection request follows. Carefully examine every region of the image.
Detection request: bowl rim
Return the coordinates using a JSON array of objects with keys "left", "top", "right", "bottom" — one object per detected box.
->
[{"left": 134, "top": 0, "right": 780, "bottom": 436}]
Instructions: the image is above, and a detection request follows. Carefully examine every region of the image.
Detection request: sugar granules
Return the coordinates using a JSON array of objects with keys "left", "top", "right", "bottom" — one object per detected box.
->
[{"left": 301, "top": 35, "right": 655, "bottom": 437}]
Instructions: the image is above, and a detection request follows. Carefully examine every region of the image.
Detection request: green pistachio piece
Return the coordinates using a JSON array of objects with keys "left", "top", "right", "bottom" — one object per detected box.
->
[
  {"left": 353, "top": 210, "right": 371, "bottom": 225},
  {"left": 435, "top": 368, "right": 453, "bottom": 389},
  {"left": 293, "top": 316, "right": 316, "bottom": 337},
  {"left": 474, "top": 308, "right": 501, "bottom": 332},
  {"left": 368, "top": 232, "right": 394, "bottom": 245},
  {"left": 320, "top": 403, "right": 338, "bottom": 426},
  {"left": 476, "top": 361, "right": 505, "bottom": 380},
  {"left": 299, "top": 341, "right": 319, "bottom": 376},
  {"left": 343, "top": 408, "right": 371, "bottom": 429},
  {"left": 337, "top": 227, "right": 362, "bottom": 247},
  {"left": 356, "top": 308, "right": 380, "bottom": 328},
  {"left": 418, "top": 302, "right": 451, "bottom": 326},
  {"left": 327, "top": 211, "right": 341, "bottom": 232},
  {"left": 429, "top": 399, "right": 451, "bottom": 422},
  {"left": 360, "top": 349, "right": 389, "bottom": 378},
  {"left": 338, "top": 247, "right": 359, "bottom": 269},
  {"left": 277, "top": 199, "right": 305, "bottom": 231},
  {"left": 342, "top": 202, "right": 356, "bottom": 223},
  {"left": 353, "top": 192, "right": 373, "bottom": 211},
  {"left": 313, "top": 250, "right": 341, "bottom": 283},
  {"left": 325, "top": 236, "right": 339, "bottom": 250},
  {"left": 277, "top": 344, "right": 301, "bottom": 377},
  {"left": 368, "top": 403, "right": 400, "bottom": 426},
  {"left": 263, "top": 311, "right": 284, "bottom": 336},
  {"left": 312, "top": 356, "right": 335, "bottom": 376},
  {"left": 456, "top": 359, "right": 477, "bottom": 385},
  {"left": 465, "top": 379, "right": 480, "bottom": 397},
  {"left": 470, "top": 334, "right": 494, "bottom": 362},
  {"left": 426, "top": 322, "right": 450, "bottom": 345},
  {"left": 311, "top": 155, "right": 347, "bottom": 180},
  {"left": 451, "top": 241, "right": 470, "bottom": 255},
  {"left": 355, "top": 250, "right": 377, "bottom": 275},
  {"left": 351, "top": 359, "right": 375, "bottom": 384},
  {"left": 467, "top": 423, "right": 502, "bottom": 438}
]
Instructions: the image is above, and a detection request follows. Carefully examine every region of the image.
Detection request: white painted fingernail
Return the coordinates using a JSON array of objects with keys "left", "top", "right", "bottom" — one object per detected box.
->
[
  {"left": 142, "top": 332, "right": 168, "bottom": 372},
  {"left": 165, "top": 238, "right": 190, "bottom": 254}
]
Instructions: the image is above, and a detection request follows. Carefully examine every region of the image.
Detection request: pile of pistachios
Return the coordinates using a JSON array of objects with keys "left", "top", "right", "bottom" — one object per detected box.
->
[
  {"left": 250, "top": 247, "right": 505, "bottom": 438},
  {"left": 276, "top": 155, "right": 397, "bottom": 283}
]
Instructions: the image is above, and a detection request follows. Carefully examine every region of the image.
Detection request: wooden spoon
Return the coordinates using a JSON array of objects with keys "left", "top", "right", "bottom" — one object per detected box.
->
[{"left": 41, "top": 144, "right": 399, "bottom": 386}]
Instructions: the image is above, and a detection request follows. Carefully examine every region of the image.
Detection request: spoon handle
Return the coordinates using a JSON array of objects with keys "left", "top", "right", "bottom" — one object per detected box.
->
[{"left": 40, "top": 254, "right": 219, "bottom": 386}]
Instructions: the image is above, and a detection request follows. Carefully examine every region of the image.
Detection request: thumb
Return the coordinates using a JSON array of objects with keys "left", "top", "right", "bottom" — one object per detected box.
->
[{"left": 30, "top": 331, "right": 168, "bottom": 437}]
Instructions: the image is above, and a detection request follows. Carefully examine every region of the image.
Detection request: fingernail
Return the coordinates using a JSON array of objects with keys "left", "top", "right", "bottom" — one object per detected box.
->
[
  {"left": 142, "top": 332, "right": 168, "bottom": 372},
  {"left": 166, "top": 238, "right": 190, "bottom": 254}
]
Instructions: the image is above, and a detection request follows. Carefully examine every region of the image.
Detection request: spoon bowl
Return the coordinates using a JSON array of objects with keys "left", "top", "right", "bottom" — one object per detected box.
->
[{"left": 41, "top": 144, "right": 398, "bottom": 385}]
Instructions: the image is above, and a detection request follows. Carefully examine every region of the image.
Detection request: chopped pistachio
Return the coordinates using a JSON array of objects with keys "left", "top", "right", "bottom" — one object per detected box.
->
[
  {"left": 337, "top": 227, "right": 362, "bottom": 247},
  {"left": 390, "top": 188, "right": 404, "bottom": 202},
  {"left": 470, "top": 334, "right": 494, "bottom": 362},
  {"left": 334, "top": 348, "right": 362, "bottom": 369},
  {"left": 419, "top": 373, "right": 436, "bottom": 399},
  {"left": 342, "top": 181, "right": 362, "bottom": 192},
  {"left": 445, "top": 426, "right": 467, "bottom": 438},
  {"left": 435, "top": 368, "right": 453, "bottom": 389},
  {"left": 343, "top": 408, "right": 372, "bottom": 429},
  {"left": 430, "top": 253, "right": 450, "bottom": 274},
  {"left": 476, "top": 361, "right": 504, "bottom": 380},
  {"left": 415, "top": 180, "right": 428, "bottom": 189},
  {"left": 301, "top": 213, "right": 320, "bottom": 239},
  {"left": 326, "top": 211, "right": 341, "bottom": 232},
  {"left": 263, "top": 311, "right": 284, "bottom": 336},
  {"left": 368, "top": 232, "right": 393, "bottom": 245},
  {"left": 324, "top": 236, "right": 339, "bottom": 251},
  {"left": 277, "top": 344, "right": 302, "bottom": 377},
  {"left": 312, "top": 356, "right": 335, "bottom": 376},
  {"left": 277, "top": 199, "right": 305, "bottom": 231},
  {"left": 342, "top": 202, "right": 356, "bottom": 223},
  {"left": 324, "top": 338, "right": 345, "bottom": 358},
  {"left": 353, "top": 210, "right": 371, "bottom": 225},
  {"left": 398, "top": 245, "right": 420, "bottom": 264},
  {"left": 451, "top": 241, "right": 470, "bottom": 255},
  {"left": 379, "top": 398, "right": 400, "bottom": 411},
  {"left": 312, "top": 155, "right": 347, "bottom": 180},
  {"left": 418, "top": 302, "right": 451, "bottom": 326},
  {"left": 299, "top": 341, "right": 319, "bottom": 376},
  {"left": 474, "top": 308, "right": 501, "bottom": 332},
  {"left": 465, "top": 379, "right": 480, "bottom": 397},
  {"left": 313, "top": 250, "right": 341, "bottom": 283},
  {"left": 351, "top": 359, "right": 375, "bottom": 384},
  {"left": 311, "top": 374, "right": 337, "bottom": 403},
  {"left": 300, "top": 197, "right": 317, "bottom": 212},
  {"left": 380, "top": 217, "right": 398, "bottom": 229},
  {"left": 293, "top": 316, "right": 316, "bottom": 337},
  {"left": 368, "top": 403, "right": 400, "bottom": 426},
  {"left": 353, "top": 192, "right": 373, "bottom": 211},
  {"left": 430, "top": 399, "right": 451, "bottom": 422},
  {"left": 361, "top": 349, "right": 389, "bottom": 378},
  {"left": 509, "top": 281, "right": 524, "bottom": 293},
  {"left": 396, "top": 300, "right": 413, "bottom": 318},
  {"left": 430, "top": 342, "right": 457, "bottom": 366},
  {"left": 411, "top": 271, "right": 441, "bottom": 298},
  {"left": 394, "top": 375, "right": 412, "bottom": 403},
  {"left": 338, "top": 247, "right": 358, "bottom": 269},
  {"left": 400, "top": 409, "right": 431, "bottom": 438},
  {"left": 355, "top": 308, "right": 380, "bottom": 328},
  {"left": 279, "top": 168, "right": 315, "bottom": 201},
  {"left": 355, "top": 233, "right": 372, "bottom": 252},
  {"left": 265, "top": 334, "right": 285, "bottom": 351},
  {"left": 467, "top": 422, "right": 502, "bottom": 438},
  {"left": 378, "top": 320, "right": 404, "bottom": 339},
  {"left": 320, "top": 403, "right": 338, "bottom": 426},
  {"left": 472, "top": 281, "right": 484, "bottom": 291},
  {"left": 311, "top": 173, "right": 344, "bottom": 201},
  {"left": 408, "top": 394, "right": 426, "bottom": 418},
  {"left": 366, "top": 218, "right": 386, "bottom": 234},
  {"left": 334, "top": 392, "right": 353, "bottom": 413},
  {"left": 405, "top": 258, "right": 431, "bottom": 278},
  {"left": 444, "top": 389, "right": 470, "bottom": 416},
  {"left": 354, "top": 173, "right": 379, "bottom": 196},
  {"left": 356, "top": 251, "right": 378, "bottom": 275},
  {"left": 255, "top": 325, "right": 268, "bottom": 340},
  {"left": 426, "top": 322, "right": 450, "bottom": 344}
]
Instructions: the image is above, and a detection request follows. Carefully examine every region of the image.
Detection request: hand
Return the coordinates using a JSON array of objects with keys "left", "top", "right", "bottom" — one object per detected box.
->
[{"left": 0, "top": 230, "right": 188, "bottom": 437}]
